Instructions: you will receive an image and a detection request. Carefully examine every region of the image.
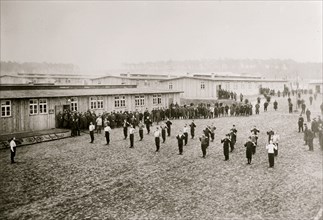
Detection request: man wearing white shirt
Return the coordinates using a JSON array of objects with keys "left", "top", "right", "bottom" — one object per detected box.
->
[
  {"left": 183, "top": 124, "right": 189, "bottom": 145},
  {"left": 89, "top": 122, "right": 95, "bottom": 143},
  {"left": 266, "top": 140, "right": 277, "bottom": 168},
  {"left": 10, "top": 137, "right": 16, "bottom": 164},
  {"left": 154, "top": 127, "right": 161, "bottom": 152},
  {"left": 129, "top": 125, "right": 135, "bottom": 148},
  {"left": 104, "top": 125, "right": 112, "bottom": 145}
]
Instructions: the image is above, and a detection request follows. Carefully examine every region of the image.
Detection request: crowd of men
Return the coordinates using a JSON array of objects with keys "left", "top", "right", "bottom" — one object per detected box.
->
[
  {"left": 11, "top": 89, "right": 323, "bottom": 167},
  {"left": 56, "top": 100, "right": 257, "bottom": 136}
]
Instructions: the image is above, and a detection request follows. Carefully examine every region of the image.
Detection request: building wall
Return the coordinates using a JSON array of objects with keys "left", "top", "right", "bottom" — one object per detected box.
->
[
  {"left": 91, "top": 77, "right": 162, "bottom": 88},
  {"left": 0, "top": 93, "right": 180, "bottom": 134},
  {"left": 161, "top": 78, "right": 287, "bottom": 99}
]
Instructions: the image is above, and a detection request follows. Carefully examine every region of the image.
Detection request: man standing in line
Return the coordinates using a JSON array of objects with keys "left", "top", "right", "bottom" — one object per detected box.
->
[
  {"left": 145, "top": 116, "right": 152, "bottom": 134},
  {"left": 96, "top": 115, "right": 103, "bottom": 134},
  {"left": 266, "top": 140, "right": 277, "bottom": 168},
  {"left": 123, "top": 119, "right": 130, "bottom": 139},
  {"left": 203, "top": 126, "right": 211, "bottom": 147},
  {"left": 272, "top": 131, "right": 280, "bottom": 156},
  {"left": 10, "top": 137, "right": 16, "bottom": 164},
  {"left": 154, "top": 127, "right": 161, "bottom": 152},
  {"left": 221, "top": 134, "right": 231, "bottom": 161},
  {"left": 176, "top": 131, "right": 185, "bottom": 155},
  {"left": 298, "top": 115, "right": 304, "bottom": 132},
  {"left": 89, "top": 122, "right": 95, "bottom": 143},
  {"left": 189, "top": 120, "right": 196, "bottom": 139},
  {"left": 230, "top": 125, "right": 237, "bottom": 152},
  {"left": 199, "top": 134, "right": 208, "bottom": 158},
  {"left": 307, "top": 129, "right": 314, "bottom": 151},
  {"left": 267, "top": 128, "right": 275, "bottom": 143},
  {"left": 104, "top": 124, "right": 111, "bottom": 145},
  {"left": 209, "top": 123, "right": 217, "bottom": 142},
  {"left": 183, "top": 124, "right": 189, "bottom": 146},
  {"left": 160, "top": 122, "right": 167, "bottom": 143},
  {"left": 138, "top": 120, "right": 144, "bottom": 141},
  {"left": 244, "top": 137, "right": 255, "bottom": 165},
  {"left": 166, "top": 118, "right": 172, "bottom": 136},
  {"left": 129, "top": 124, "right": 135, "bottom": 148},
  {"left": 306, "top": 109, "right": 311, "bottom": 122},
  {"left": 273, "top": 100, "right": 278, "bottom": 111},
  {"left": 304, "top": 123, "right": 309, "bottom": 145},
  {"left": 250, "top": 126, "right": 260, "bottom": 145}
]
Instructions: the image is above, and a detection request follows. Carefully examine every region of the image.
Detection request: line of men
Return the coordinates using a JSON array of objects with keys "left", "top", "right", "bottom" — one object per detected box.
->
[{"left": 88, "top": 116, "right": 281, "bottom": 168}]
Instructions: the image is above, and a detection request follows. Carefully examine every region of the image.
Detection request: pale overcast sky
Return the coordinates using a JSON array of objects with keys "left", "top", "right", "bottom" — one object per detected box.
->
[{"left": 1, "top": 1, "right": 322, "bottom": 71}]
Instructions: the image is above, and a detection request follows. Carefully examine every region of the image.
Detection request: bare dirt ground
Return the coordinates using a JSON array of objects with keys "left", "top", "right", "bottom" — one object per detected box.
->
[{"left": 0, "top": 95, "right": 322, "bottom": 220}]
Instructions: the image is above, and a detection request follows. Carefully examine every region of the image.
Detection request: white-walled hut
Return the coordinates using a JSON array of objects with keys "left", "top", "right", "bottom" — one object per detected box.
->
[{"left": 0, "top": 84, "right": 182, "bottom": 134}]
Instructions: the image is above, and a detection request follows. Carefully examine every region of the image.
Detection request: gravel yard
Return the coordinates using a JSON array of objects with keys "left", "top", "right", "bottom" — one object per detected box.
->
[{"left": 0, "top": 96, "right": 322, "bottom": 220}]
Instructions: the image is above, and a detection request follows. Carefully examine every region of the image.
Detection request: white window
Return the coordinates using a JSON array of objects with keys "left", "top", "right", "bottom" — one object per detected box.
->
[
  {"left": 140, "top": 95, "right": 145, "bottom": 106},
  {"left": 241, "top": 83, "right": 245, "bottom": 89},
  {"left": 135, "top": 95, "right": 140, "bottom": 106},
  {"left": 71, "top": 97, "right": 78, "bottom": 111},
  {"left": 201, "top": 82, "right": 205, "bottom": 90},
  {"left": 248, "top": 82, "right": 252, "bottom": 89},
  {"left": 153, "top": 94, "right": 162, "bottom": 105},
  {"left": 39, "top": 99, "right": 47, "bottom": 114},
  {"left": 169, "top": 82, "right": 173, "bottom": 90},
  {"left": 115, "top": 96, "right": 120, "bottom": 108},
  {"left": 1, "top": 100, "right": 11, "bottom": 117},
  {"left": 97, "top": 96, "right": 103, "bottom": 109},
  {"left": 234, "top": 83, "right": 238, "bottom": 90},
  {"left": 115, "top": 96, "right": 126, "bottom": 108},
  {"left": 90, "top": 96, "right": 97, "bottom": 109},
  {"left": 29, "top": 99, "right": 38, "bottom": 115}
]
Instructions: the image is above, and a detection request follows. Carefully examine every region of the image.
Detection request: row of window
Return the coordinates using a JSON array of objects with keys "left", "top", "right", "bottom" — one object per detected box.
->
[
  {"left": 1, "top": 94, "right": 164, "bottom": 117},
  {"left": 169, "top": 82, "right": 261, "bottom": 90}
]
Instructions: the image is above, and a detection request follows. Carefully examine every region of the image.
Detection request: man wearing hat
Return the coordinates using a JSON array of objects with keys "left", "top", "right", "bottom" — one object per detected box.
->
[
  {"left": 298, "top": 115, "right": 304, "bottom": 132},
  {"left": 176, "top": 131, "right": 185, "bottom": 155},
  {"left": 199, "top": 134, "right": 209, "bottom": 158}
]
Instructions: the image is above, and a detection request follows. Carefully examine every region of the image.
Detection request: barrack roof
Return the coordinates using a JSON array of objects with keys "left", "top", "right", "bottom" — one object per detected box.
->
[{"left": 0, "top": 88, "right": 183, "bottom": 99}]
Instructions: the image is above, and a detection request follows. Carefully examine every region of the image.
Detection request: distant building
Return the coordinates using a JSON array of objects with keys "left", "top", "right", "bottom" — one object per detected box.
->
[
  {"left": 0, "top": 85, "right": 182, "bottom": 134},
  {"left": 91, "top": 73, "right": 174, "bottom": 88},
  {"left": 159, "top": 76, "right": 287, "bottom": 100},
  {"left": 308, "top": 80, "right": 323, "bottom": 94},
  {"left": 0, "top": 73, "right": 94, "bottom": 85}
]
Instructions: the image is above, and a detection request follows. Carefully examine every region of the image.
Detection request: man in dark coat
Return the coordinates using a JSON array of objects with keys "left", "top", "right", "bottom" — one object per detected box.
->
[
  {"left": 230, "top": 125, "right": 237, "bottom": 152},
  {"left": 176, "top": 131, "right": 185, "bottom": 155},
  {"left": 273, "top": 100, "right": 278, "bottom": 111},
  {"left": 245, "top": 137, "right": 255, "bottom": 164},
  {"left": 199, "top": 134, "right": 208, "bottom": 158},
  {"left": 307, "top": 129, "right": 314, "bottom": 151},
  {"left": 221, "top": 134, "right": 231, "bottom": 161},
  {"left": 203, "top": 127, "right": 211, "bottom": 147},
  {"left": 165, "top": 118, "right": 172, "bottom": 136},
  {"left": 145, "top": 116, "right": 152, "bottom": 134},
  {"left": 189, "top": 120, "right": 196, "bottom": 139},
  {"left": 298, "top": 115, "right": 304, "bottom": 132},
  {"left": 306, "top": 109, "right": 311, "bottom": 122},
  {"left": 160, "top": 122, "right": 167, "bottom": 143},
  {"left": 267, "top": 128, "right": 274, "bottom": 143},
  {"left": 123, "top": 119, "right": 130, "bottom": 139}
]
